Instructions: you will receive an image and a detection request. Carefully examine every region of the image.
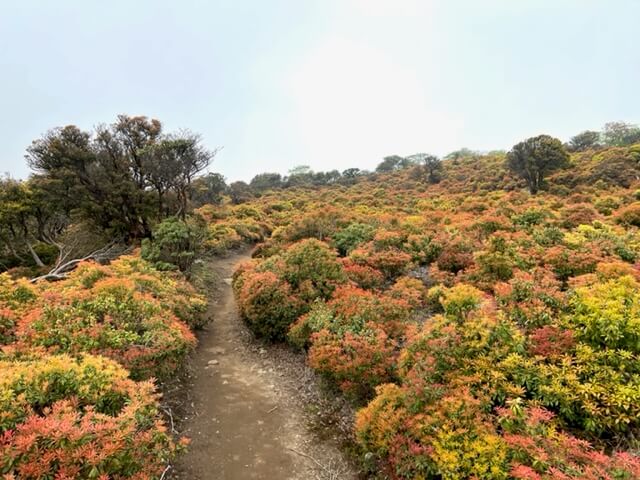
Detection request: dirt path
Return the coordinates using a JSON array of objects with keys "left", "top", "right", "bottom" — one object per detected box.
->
[{"left": 169, "top": 251, "right": 358, "bottom": 480}]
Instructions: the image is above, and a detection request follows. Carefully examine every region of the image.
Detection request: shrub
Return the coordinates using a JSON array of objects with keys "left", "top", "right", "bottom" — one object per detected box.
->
[
  {"left": 141, "top": 216, "right": 207, "bottom": 272},
  {"left": 106, "top": 255, "right": 208, "bottom": 329},
  {"left": 350, "top": 244, "right": 414, "bottom": 279},
  {"left": 280, "top": 239, "right": 346, "bottom": 301},
  {"left": 561, "top": 203, "right": 599, "bottom": 228},
  {"left": 436, "top": 243, "right": 474, "bottom": 274},
  {"left": 387, "top": 277, "right": 427, "bottom": 309},
  {"left": 332, "top": 222, "right": 376, "bottom": 256},
  {"left": 356, "top": 310, "right": 523, "bottom": 479},
  {"left": 473, "top": 235, "right": 519, "bottom": 283},
  {"left": 568, "top": 275, "right": 640, "bottom": 351},
  {"left": 308, "top": 324, "right": 397, "bottom": 400},
  {"left": 289, "top": 286, "right": 413, "bottom": 399},
  {"left": 0, "top": 308, "right": 15, "bottom": 345},
  {"left": 404, "top": 233, "right": 442, "bottom": 265},
  {"left": 498, "top": 405, "right": 640, "bottom": 479},
  {"left": 494, "top": 269, "right": 565, "bottom": 329},
  {"left": 0, "top": 354, "right": 178, "bottom": 479},
  {"left": 439, "top": 283, "right": 485, "bottom": 322},
  {"left": 235, "top": 271, "right": 303, "bottom": 340},
  {"left": 14, "top": 275, "right": 197, "bottom": 380},
  {"left": 341, "top": 259, "right": 385, "bottom": 290},
  {"left": 543, "top": 246, "right": 599, "bottom": 282},
  {"left": 616, "top": 202, "right": 640, "bottom": 227}
]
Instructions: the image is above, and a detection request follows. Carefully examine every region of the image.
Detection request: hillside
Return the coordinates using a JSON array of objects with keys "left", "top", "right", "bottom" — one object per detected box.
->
[
  {"left": 221, "top": 143, "right": 640, "bottom": 478},
  {"left": 3, "top": 134, "right": 640, "bottom": 478}
]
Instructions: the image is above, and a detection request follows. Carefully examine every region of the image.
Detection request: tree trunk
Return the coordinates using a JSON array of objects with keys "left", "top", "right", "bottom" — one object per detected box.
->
[{"left": 26, "top": 241, "right": 45, "bottom": 267}]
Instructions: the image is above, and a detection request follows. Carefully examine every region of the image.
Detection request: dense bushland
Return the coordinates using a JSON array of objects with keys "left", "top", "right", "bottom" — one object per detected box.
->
[
  {"left": 0, "top": 255, "right": 204, "bottom": 478},
  {"left": 228, "top": 140, "right": 640, "bottom": 479},
  {"left": 3, "top": 115, "right": 640, "bottom": 478}
]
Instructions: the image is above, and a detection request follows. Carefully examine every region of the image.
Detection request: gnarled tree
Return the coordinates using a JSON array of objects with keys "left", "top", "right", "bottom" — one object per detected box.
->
[{"left": 507, "top": 135, "right": 569, "bottom": 194}]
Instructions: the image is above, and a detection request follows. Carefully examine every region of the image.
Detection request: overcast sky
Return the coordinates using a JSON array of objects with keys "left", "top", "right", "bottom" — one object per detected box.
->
[{"left": 1, "top": 0, "right": 639, "bottom": 181}]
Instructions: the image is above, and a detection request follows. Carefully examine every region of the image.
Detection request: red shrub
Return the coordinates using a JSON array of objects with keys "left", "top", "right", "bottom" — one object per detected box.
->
[
  {"left": 341, "top": 259, "right": 385, "bottom": 289},
  {"left": 235, "top": 271, "right": 303, "bottom": 340},
  {"left": 308, "top": 324, "right": 397, "bottom": 399},
  {"left": 528, "top": 325, "right": 575, "bottom": 358}
]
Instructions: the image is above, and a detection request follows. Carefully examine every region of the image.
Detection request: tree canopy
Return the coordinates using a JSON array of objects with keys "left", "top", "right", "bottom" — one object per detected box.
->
[{"left": 507, "top": 135, "right": 569, "bottom": 194}]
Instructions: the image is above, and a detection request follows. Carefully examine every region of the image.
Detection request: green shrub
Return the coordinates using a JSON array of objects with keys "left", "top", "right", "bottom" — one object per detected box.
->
[
  {"left": 142, "top": 215, "right": 207, "bottom": 272},
  {"left": 332, "top": 222, "right": 376, "bottom": 255}
]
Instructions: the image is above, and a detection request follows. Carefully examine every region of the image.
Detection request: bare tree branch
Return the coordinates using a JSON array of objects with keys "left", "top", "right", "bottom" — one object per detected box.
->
[{"left": 30, "top": 241, "right": 130, "bottom": 283}]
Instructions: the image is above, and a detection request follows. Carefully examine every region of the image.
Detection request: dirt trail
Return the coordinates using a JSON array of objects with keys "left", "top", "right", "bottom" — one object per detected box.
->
[{"left": 169, "top": 251, "right": 357, "bottom": 480}]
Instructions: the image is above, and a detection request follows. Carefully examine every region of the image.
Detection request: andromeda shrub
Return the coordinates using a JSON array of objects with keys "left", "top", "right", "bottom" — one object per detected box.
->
[
  {"left": 616, "top": 202, "right": 640, "bottom": 227},
  {"left": 7, "top": 257, "right": 200, "bottom": 380},
  {"left": 279, "top": 238, "right": 346, "bottom": 301},
  {"left": 290, "top": 286, "right": 414, "bottom": 399},
  {"left": 141, "top": 215, "right": 208, "bottom": 272},
  {"left": 233, "top": 239, "right": 346, "bottom": 340},
  {"left": 332, "top": 222, "right": 376, "bottom": 256},
  {"left": 0, "top": 354, "right": 179, "bottom": 479},
  {"left": 235, "top": 270, "right": 303, "bottom": 340},
  {"left": 494, "top": 269, "right": 565, "bottom": 329}
]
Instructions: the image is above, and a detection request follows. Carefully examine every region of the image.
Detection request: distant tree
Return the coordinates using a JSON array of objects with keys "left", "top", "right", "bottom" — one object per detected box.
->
[
  {"left": 408, "top": 153, "right": 442, "bottom": 184},
  {"left": 568, "top": 130, "right": 601, "bottom": 152},
  {"left": 229, "top": 181, "right": 253, "bottom": 204},
  {"left": 339, "top": 168, "right": 362, "bottom": 185},
  {"left": 288, "top": 165, "right": 312, "bottom": 176},
  {"left": 190, "top": 173, "right": 227, "bottom": 206},
  {"left": 444, "top": 148, "right": 479, "bottom": 161},
  {"left": 602, "top": 121, "right": 640, "bottom": 147},
  {"left": 250, "top": 172, "right": 283, "bottom": 192},
  {"left": 286, "top": 165, "right": 314, "bottom": 187},
  {"left": 342, "top": 168, "right": 362, "bottom": 178},
  {"left": 323, "top": 169, "right": 342, "bottom": 184},
  {"left": 376, "top": 155, "right": 413, "bottom": 173},
  {"left": 311, "top": 170, "right": 342, "bottom": 186},
  {"left": 507, "top": 135, "right": 569, "bottom": 194}
]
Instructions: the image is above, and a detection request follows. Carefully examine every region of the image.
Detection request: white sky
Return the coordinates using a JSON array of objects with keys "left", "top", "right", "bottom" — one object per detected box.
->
[{"left": 1, "top": 0, "right": 639, "bottom": 181}]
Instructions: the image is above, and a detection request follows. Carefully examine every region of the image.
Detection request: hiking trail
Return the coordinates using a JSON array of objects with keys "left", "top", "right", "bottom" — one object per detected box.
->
[{"left": 168, "top": 251, "right": 357, "bottom": 480}]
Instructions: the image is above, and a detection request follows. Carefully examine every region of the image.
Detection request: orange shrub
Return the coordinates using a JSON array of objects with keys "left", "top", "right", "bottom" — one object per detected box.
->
[
  {"left": 308, "top": 324, "right": 397, "bottom": 399},
  {"left": 615, "top": 202, "right": 640, "bottom": 227},
  {"left": 235, "top": 270, "right": 303, "bottom": 340},
  {"left": 0, "top": 355, "right": 179, "bottom": 479},
  {"left": 341, "top": 259, "right": 385, "bottom": 289},
  {"left": 12, "top": 276, "right": 196, "bottom": 380}
]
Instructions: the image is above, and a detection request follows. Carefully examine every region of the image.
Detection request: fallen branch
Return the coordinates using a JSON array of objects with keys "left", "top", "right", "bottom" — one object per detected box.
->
[
  {"left": 30, "top": 241, "right": 129, "bottom": 283},
  {"left": 159, "top": 464, "right": 172, "bottom": 480},
  {"left": 161, "top": 405, "right": 177, "bottom": 434},
  {"left": 267, "top": 405, "right": 279, "bottom": 414}
]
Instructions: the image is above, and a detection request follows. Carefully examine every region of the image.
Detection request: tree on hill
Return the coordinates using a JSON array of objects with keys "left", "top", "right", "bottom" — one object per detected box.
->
[
  {"left": 444, "top": 148, "right": 479, "bottom": 161},
  {"left": 507, "top": 135, "right": 569, "bottom": 195},
  {"left": 229, "top": 181, "right": 253, "bottom": 204},
  {"left": 190, "top": 172, "right": 227, "bottom": 207},
  {"left": 376, "top": 155, "right": 403, "bottom": 172},
  {"left": 602, "top": 121, "right": 640, "bottom": 147},
  {"left": 408, "top": 153, "right": 442, "bottom": 184},
  {"left": 250, "top": 172, "right": 283, "bottom": 192},
  {"left": 285, "top": 165, "right": 315, "bottom": 187},
  {"left": 568, "top": 130, "right": 601, "bottom": 152},
  {"left": 376, "top": 155, "right": 418, "bottom": 173}
]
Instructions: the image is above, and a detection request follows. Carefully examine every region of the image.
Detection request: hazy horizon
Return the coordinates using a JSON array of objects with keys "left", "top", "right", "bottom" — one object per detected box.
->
[{"left": 1, "top": 0, "right": 639, "bottom": 182}]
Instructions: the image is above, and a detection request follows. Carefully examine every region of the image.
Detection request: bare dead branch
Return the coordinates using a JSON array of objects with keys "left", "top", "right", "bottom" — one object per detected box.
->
[{"left": 30, "top": 241, "right": 130, "bottom": 283}]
